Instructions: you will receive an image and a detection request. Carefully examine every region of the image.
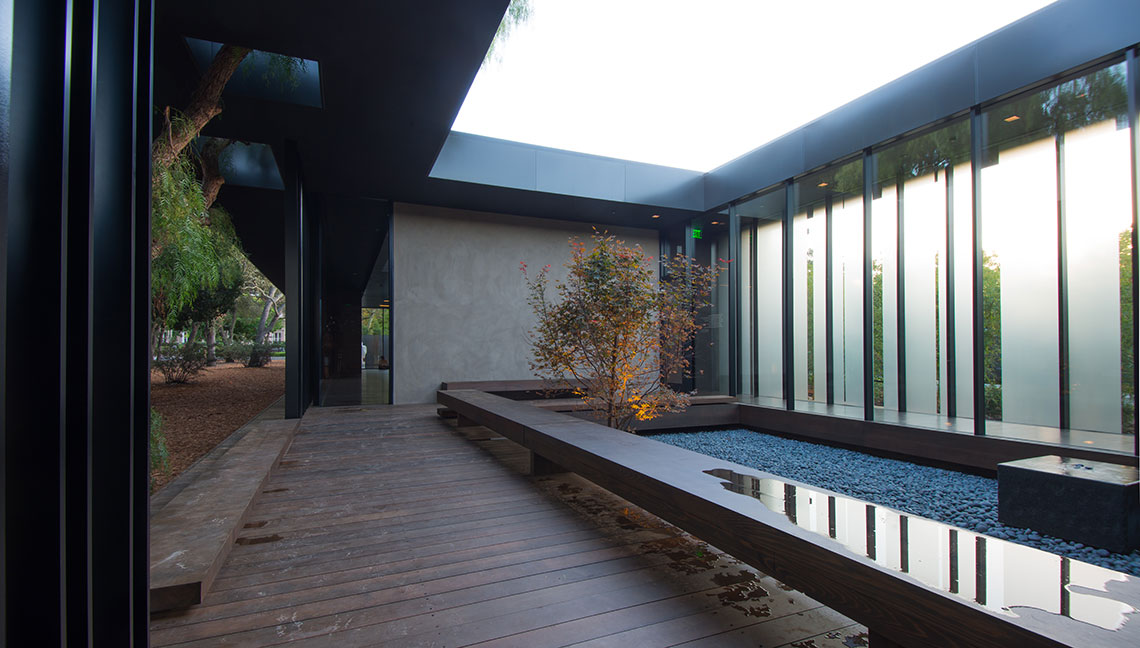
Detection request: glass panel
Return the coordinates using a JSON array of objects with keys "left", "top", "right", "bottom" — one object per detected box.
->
[
  {"left": 872, "top": 120, "right": 971, "bottom": 422},
  {"left": 794, "top": 160, "right": 864, "bottom": 417},
  {"left": 738, "top": 187, "right": 786, "bottom": 405},
  {"left": 694, "top": 211, "right": 731, "bottom": 394},
  {"left": 982, "top": 61, "right": 1131, "bottom": 433}
]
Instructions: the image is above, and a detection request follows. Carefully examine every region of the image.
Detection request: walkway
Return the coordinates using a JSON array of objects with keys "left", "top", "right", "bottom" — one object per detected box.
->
[{"left": 150, "top": 403, "right": 863, "bottom": 647}]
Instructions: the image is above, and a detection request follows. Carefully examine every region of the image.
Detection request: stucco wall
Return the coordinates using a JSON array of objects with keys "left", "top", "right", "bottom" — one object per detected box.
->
[{"left": 393, "top": 203, "right": 659, "bottom": 403}]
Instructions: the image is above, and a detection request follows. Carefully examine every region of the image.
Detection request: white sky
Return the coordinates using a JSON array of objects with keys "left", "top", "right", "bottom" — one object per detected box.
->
[{"left": 452, "top": 0, "right": 1059, "bottom": 172}]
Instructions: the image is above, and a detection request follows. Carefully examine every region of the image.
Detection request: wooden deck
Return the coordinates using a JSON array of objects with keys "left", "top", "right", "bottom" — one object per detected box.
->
[{"left": 150, "top": 403, "right": 864, "bottom": 647}]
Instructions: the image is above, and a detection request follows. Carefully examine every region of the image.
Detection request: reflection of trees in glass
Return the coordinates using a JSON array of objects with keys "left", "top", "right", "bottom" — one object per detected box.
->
[
  {"left": 362, "top": 308, "right": 389, "bottom": 336},
  {"left": 875, "top": 121, "right": 970, "bottom": 186},
  {"left": 806, "top": 250, "right": 815, "bottom": 399},
  {"left": 872, "top": 261, "right": 884, "bottom": 406},
  {"left": 983, "top": 252, "right": 1002, "bottom": 420},
  {"left": 1121, "top": 230, "right": 1135, "bottom": 435},
  {"left": 987, "top": 65, "right": 1127, "bottom": 157}
]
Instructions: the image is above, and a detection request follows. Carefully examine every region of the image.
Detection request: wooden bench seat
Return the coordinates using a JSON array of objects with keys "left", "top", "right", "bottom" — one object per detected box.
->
[
  {"left": 149, "top": 416, "right": 298, "bottom": 611},
  {"left": 437, "top": 388, "right": 1140, "bottom": 648}
]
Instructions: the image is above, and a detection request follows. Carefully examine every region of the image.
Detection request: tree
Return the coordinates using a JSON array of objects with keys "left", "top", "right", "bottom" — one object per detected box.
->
[
  {"left": 523, "top": 232, "right": 717, "bottom": 432},
  {"left": 484, "top": 0, "right": 532, "bottom": 65},
  {"left": 240, "top": 256, "right": 285, "bottom": 367}
]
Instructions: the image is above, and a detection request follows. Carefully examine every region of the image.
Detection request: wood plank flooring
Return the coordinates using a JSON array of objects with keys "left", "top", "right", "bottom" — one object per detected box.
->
[{"left": 150, "top": 403, "right": 866, "bottom": 647}]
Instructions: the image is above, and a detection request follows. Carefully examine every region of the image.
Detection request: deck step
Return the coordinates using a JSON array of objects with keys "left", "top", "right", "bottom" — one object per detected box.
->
[{"left": 149, "top": 415, "right": 298, "bottom": 612}]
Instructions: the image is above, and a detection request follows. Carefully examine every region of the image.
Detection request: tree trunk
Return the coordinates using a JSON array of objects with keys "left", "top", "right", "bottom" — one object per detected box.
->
[
  {"left": 205, "top": 324, "right": 217, "bottom": 366},
  {"left": 152, "top": 45, "right": 251, "bottom": 176},
  {"left": 186, "top": 322, "right": 201, "bottom": 346},
  {"left": 254, "top": 297, "right": 273, "bottom": 345},
  {"left": 199, "top": 137, "right": 231, "bottom": 209}
]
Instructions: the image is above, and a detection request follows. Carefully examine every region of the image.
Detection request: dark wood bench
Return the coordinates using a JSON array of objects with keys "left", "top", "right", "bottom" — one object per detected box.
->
[
  {"left": 149, "top": 415, "right": 298, "bottom": 611},
  {"left": 437, "top": 388, "right": 1140, "bottom": 648}
]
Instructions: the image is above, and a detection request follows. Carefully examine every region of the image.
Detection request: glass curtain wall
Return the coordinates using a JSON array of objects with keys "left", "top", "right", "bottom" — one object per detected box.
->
[
  {"left": 870, "top": 120, "right": 972, "bottom": 423},
  {"left": 738, "top": 187, "right": 786, "bottom": 407},
  {"left": 793, "top": 160, "right": 864, "bottom": 418},
  {"left": 694, "top": 213, "right": 731, "bottom": 394},
  {"left": 980, "top": 62, "right": 1132, "bottom": 434}
]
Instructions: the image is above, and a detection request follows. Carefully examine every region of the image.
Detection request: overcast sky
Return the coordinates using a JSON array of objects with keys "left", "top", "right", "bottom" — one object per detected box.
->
[{"left": 452, "top": 0, "right": 1058, "bottom": 171}]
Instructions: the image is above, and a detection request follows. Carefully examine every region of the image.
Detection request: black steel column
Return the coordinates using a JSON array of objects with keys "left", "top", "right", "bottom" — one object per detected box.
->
[
  {"left": 971, "top": 107, "right": 987, "bottom": 433},
  {"left": 896, "top": 179, "right": 907, "bottom": 412},
  {"left": 387, "top": 202, "right": 395, "bottom": 405},
  {"left": 2, "top": 1, "right": 151, "bottom": 643},
  {"left": 784, "top": 181, "right": 796, "bottom": 410},
  {"left": 3, "top": 1, "right": 69, "bottom": 642},
  {"left": 1056, "top": 132, "right": 1070, "bottom": 430},
  {"left": 946, "top": 163, "right": 958, "bottom": 418},
  {"left": 89, "top": 0, "right": 150, "bottom": 642},
  {"left": 284, "top": 139, "right": 307, "bottom": 418},
  {"left": 1128, "top": 47, "right": 1140, "bottom": 455},
  {"left": 864, "top": 150, "right": 875, "bottom": 421},
  {"left": 729, "top": 206, "right": 741, "bottom": 396},
  {"left": 825, "top": 196, "right": 835, "bottom": 405}
]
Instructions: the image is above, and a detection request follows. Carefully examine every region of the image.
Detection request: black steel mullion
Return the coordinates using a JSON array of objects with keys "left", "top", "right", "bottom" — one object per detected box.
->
[
  {"left": 897, "top": 178, "right": 907, "bottom": 412},
  {"left": 750, "top": 219, "right": 759, "bottom": 395},
  {"left": 1057, "top": 132, "right": 1070, "bottom": 430},
  {"left": 4, "top": 2, "right": 71, "bottom": 643},
  {"left": 387, "top": 202, "right": 395, "bottom": 405},
  {"left": 284, "top": 140, "right": 304, "bottom": 418},
  {"left": 825, "top": 195, "right": 835, "bottom": 405},
  {"left": 971, "top": 107, "right": 987, "bottom": 434},
  {"left": 946, "top": 163, "right": 958, "bottom": 418},
  {"left": 729, "top": 205, "right": 741, "bottom": 396},
  {"left": 132, "top": 0, "right": 155, "bottom": 639},
  {"left": 864, "top": 150, "right": 875, "bottom": 420},
  {"left": 1128, "top": 47, "right": 1140, "bottom": 455},
  {"left": 784, "top": 181, "right": 796, "bottom": 410}
]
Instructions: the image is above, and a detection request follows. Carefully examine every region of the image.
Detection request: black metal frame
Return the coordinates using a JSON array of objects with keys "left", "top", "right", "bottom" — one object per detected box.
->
[
  {"left": 1130, "top": 46, "right": 1140, "bottom": 454},
  {"left": 896, "top": 178, "right": 907, "bottom": 412},
  {"left": 1056, "top": 131, "right": 1071, "bottom": 430},
  {"left": 946, "top": 163, "right": 959, "bottom": 418},
  {"left": 783, "top": 181, "right": 795, "bottom": 410},
  {"left": 863, "top": 150, "right": 874, "bottom": 421},
  {"left": 729, "top": 205, "right": 741, "bottom": 396},
  {"left": 971, "top": 107, "right": 987, "bottom": 433},
  {"left": 2, "top": 1, "right": 152, "bottom": 643}
]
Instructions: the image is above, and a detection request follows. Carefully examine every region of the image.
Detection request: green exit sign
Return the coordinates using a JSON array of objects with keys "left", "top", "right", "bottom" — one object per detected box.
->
[{"left": 692, "top": 227, "right": 702, "bottom": 239}]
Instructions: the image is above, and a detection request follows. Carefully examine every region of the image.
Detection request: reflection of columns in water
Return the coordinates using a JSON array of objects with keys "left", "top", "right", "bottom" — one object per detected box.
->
[
  {"left": 1060, "top": 556, "right": 1071, "bottom": 617},
  {"left": 866, "top": 504, "right": 877, "bottom": 560},
  {"left": 975, "top": 536, "right": 988, "bottom": 605},
  {"left": 827, "top": 495, "right": 837, "bottom": 539},
  {"left": 783, "top": 484, "right": 797, "bottom": 524},
  {"left": 900, "top": 515, "right": 909, "bottom": 572},
  {"left": 949, "top": 529, "right": 959, "bottom": 594}
]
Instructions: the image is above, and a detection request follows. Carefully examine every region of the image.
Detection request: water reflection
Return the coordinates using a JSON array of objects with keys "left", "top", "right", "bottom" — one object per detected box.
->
[{"left": 706, "top": 468, "right": 1136, "bottom": 631}]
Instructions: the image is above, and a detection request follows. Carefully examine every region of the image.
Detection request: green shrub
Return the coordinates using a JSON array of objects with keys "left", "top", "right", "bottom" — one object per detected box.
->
[
  {"left": 219, "top": 339, "right": 250, "bottom": 364},
  {"left": 245, "top": 342, "right": 273, "bottom": 367},
  {"left": 155, "top": 342, "right": 208, "bottom": 383},
  {"left": 150, "top": 407, "right": 170, "bottom": 479},
  {"left": 984, "top": 383, "right": 1003, "bottom": 420}
]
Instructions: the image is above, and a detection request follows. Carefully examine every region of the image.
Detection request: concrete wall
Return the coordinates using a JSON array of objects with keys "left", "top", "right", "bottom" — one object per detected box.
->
[{"left": 393, "top": 203, "right": 660, "bottom": 403}]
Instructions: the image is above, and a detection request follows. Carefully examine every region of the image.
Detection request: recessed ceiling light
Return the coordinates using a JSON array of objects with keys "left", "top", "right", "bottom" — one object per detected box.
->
[
  {"left": 1004, "top": 115, "right": 1020, "bottom": 122},
  {"left": 651, "top": 214, "right": 660, "bottom": 219},
  {"left": 710, "top": 221, "right": 720, "bottom": 225},
  {"left": 817, "top": 182, "right": 829, "bottom": 187}
]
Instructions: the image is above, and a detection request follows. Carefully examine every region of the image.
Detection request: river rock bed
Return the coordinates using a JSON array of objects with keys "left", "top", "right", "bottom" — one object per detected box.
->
[{"left": 650, "top": 427, "right": 1140, "bottom": 577}]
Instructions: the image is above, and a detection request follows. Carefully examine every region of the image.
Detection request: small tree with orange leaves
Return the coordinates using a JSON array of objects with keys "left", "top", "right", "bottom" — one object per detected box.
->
[{"left": 522, "top": 232, "right": 718, "bottom": 432}]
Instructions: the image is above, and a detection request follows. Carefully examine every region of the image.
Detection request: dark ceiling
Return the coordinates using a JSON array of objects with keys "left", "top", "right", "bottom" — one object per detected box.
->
[{"left": 155, "top": 0, "right": 697, "bottom": 290}]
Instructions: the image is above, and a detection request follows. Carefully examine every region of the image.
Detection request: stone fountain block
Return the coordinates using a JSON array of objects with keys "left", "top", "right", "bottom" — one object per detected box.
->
[{"left": 998, "top": 455, "right": 1139, "bottom": 554}]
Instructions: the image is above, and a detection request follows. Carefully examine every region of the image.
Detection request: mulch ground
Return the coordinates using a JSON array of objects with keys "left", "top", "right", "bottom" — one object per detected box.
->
[{"left": 150, "top": 361, "right": 285, "bottom": 492}]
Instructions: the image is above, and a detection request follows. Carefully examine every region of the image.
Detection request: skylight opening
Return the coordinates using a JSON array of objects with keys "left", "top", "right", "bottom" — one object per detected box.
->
[
  {"left": 185, "top": 37, "right": 322, "bottom": 108},
  {"left": 452, "top": 0, "right": 1059, "bottom": 172}
]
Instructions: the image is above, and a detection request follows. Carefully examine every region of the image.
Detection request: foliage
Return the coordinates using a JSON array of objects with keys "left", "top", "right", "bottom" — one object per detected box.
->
[
  {"left": 155, "top": 343, "right": 208, "bottom": 384},
  {"left": 150, "top": 407, "right": 170, "bottom": 480},
  {"left": 151, "top": 152, "right": 245, "bottom": 330},
  {"left": 245, "top": 342, "right": 274, "bottom": 368},
  {"left": 484, "top": 0, "right": 532, "bottom": 65},
  {"left": 523, "top": 232, "right": 717, "bottom": 432},
  {"left": 362, "top": 307, "right": 389, "bottom": 336},
  {"left": 219, "top": 339, "right": 250, "bottom": 364},
  {"left": 981, "top": 252, "right": 1002, "bottom": 419}
]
